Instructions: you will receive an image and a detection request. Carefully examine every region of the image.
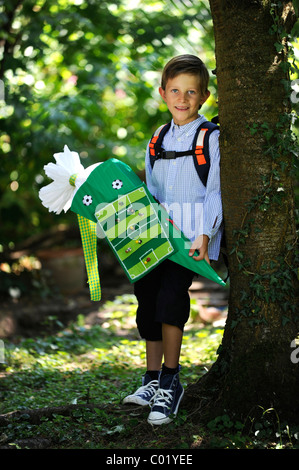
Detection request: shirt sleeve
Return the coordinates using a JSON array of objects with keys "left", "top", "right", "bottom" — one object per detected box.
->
[{"left": 202, "top": 130, "right": 223, "bottom": 240}]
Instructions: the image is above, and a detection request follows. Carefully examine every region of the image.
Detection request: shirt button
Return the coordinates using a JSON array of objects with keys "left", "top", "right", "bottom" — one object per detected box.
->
[{"left": 169, "top": 185, "right": 173, "bottom": 190}]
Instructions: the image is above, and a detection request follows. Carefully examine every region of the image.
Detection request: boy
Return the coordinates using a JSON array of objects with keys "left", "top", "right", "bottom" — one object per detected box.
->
[{"left": 123, "top": 55, "right": 223, "bottom": 425}]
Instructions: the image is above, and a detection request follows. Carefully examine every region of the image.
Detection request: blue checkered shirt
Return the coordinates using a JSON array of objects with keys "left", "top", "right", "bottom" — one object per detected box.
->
[{"left": 145, "top": 114, "right": 223, "bottom": 260}]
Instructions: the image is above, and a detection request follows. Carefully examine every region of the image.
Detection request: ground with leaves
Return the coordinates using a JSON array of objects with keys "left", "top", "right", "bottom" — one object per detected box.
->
[{"left": 0, "top": 281, "right": 298, "bottom": 450}]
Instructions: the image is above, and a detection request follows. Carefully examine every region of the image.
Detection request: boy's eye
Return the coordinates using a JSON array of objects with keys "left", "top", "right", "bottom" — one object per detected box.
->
[{"left": 169, "top": 89, "right": 197, "bottom": 95}]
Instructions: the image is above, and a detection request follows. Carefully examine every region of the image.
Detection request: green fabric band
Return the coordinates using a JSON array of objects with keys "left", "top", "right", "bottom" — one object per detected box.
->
[
  {"left": 77, "top": 214, "right": 101, "bottom": 301},
  {"left": 69, "top": 173, "right": 78, "bottom": 187}
]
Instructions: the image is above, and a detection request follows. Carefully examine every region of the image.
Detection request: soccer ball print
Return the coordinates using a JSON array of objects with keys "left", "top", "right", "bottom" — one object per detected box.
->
[
  {"left": 112, "top": 179, "right": 123, "bottom": 190},
  {"left": 82, "top": 195, "right": 93, "bottom": 206}
]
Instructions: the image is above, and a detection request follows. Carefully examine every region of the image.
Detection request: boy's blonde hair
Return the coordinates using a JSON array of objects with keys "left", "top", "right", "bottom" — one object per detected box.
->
[{"left": 161, "top": 54, "right": 210, "bottom": 96}]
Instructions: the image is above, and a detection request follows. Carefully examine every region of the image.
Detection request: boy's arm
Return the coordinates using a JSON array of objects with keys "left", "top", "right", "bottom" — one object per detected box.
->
[{"left": 189, "top": 130, "right": 223, "bottom": 263}]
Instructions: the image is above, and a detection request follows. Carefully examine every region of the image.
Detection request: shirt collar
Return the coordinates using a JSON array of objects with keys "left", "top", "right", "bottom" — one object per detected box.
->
[{"left": 170, "top": 114, "right": 207, "bottom": 136}]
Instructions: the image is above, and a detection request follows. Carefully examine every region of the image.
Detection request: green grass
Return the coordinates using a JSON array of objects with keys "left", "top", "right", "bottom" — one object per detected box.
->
[{"left": 0, "top": 295, "right": 298, "bottom": 450}]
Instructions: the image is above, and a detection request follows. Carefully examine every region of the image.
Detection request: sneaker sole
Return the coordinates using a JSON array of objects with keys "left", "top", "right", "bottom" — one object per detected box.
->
[
  {"left": 123, "top": 396, "right": 151, "bottom": 406},
  {"left": 147, "top": 388, "right": 184, "bottom": 425}
]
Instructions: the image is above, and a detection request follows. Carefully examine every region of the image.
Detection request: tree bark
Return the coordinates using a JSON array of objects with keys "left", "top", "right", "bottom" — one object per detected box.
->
[{"left": 185, "top": 1, "right": 299, "bottom": 423}]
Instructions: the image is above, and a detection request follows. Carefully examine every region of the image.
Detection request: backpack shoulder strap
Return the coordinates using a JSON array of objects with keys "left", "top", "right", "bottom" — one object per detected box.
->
[
  {"left": 149, "top": 122, "right": 171, "bottom": 169},
  {"left": 192, "top": 121, "right": 219, "bottom": 187},
  {"left": 149, "top": 120, "right": 219, "bottom": 187}
]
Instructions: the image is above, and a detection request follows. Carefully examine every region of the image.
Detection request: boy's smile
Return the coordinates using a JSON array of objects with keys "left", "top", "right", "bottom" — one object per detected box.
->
[{"left": 159, "top": 73, "right": 210, "bottom": 126}]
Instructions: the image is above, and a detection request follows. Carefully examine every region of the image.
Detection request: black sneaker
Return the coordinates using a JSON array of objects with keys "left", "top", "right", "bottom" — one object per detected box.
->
[
  {"left": 123, "top": 373, "right": 159, "bottom": 406},
  {"left": 147, "top": 371, "right": 184, "bottom": 425}
]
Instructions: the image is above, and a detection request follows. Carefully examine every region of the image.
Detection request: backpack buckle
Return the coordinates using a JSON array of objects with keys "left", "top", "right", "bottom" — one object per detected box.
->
[{"left": 161, "top": 150, "right": 176, "bottom": 159}]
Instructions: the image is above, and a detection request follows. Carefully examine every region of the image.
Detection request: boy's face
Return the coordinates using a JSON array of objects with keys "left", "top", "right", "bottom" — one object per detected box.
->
[{"left": 159, "top": 73, "right": 210, "bottom": 126}]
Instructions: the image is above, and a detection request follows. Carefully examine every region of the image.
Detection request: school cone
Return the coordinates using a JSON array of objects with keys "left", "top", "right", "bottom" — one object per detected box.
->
[
  {"left": 158, "top": 207, "right": 226, "bottom": 287},
  {"left": 39, "top": 146, "right": 225, "bottom": 301}
]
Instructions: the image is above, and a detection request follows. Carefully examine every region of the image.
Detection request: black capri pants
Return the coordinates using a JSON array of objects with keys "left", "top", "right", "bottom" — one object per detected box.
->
[{"left": 134, "top": 259, "right": 195, "bottom": 341}]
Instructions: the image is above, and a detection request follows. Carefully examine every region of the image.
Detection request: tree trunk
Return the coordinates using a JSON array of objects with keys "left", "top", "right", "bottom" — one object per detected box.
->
[{"left": 185, "top": 1, "right": 299, "bottom": 423}]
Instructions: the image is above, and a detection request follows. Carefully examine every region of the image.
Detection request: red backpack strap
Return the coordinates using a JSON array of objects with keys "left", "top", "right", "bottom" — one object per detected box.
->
[
  {"left": 149, "top": 123, "right": 171, "bottom": 168},
  {"left": 192, "top": 121, "right": 219, "bottom": 187}
]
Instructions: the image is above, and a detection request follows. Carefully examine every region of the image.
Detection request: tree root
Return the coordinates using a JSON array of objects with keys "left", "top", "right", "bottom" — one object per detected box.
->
[{"left": 0, "top": 403, "right": 106, "bottom": 427}]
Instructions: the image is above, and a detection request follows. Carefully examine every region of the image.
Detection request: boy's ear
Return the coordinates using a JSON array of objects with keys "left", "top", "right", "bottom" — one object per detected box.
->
[
  {"left": 159, "top": 87, "right": 166, "bottom": 101},
  {"left": 200, "top": 90, "right": 210, "bottom": 105}
]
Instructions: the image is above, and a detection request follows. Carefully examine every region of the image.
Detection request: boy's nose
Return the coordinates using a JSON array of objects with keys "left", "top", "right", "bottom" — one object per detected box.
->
[{"left": 178, "top": 93, "right": 188, "bottom": 102}]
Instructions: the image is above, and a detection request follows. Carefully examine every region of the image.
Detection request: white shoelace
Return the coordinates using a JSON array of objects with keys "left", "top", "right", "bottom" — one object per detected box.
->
[
  {"left": 136, "top": 380, "right": 159, "bottom": 398},
  {"left": 150, "top": 388, "right": 173, "bottom": 409}
]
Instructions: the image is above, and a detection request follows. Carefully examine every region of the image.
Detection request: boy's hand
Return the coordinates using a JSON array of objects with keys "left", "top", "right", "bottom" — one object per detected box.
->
[{"left": 189, "top": 234, "right": 210, "bottom": 264}]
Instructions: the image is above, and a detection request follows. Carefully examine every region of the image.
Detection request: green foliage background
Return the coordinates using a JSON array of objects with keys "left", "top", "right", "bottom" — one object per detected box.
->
[
  {"left": 1, "top": 0, "right": 298, "bottom": 251},
  {"left": 0, "top": 0, "right": 218, "bottom": 248}
]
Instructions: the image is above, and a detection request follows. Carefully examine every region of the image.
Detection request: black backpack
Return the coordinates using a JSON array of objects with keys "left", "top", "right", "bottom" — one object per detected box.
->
[
  {"left": 148, "top": 117, "right": 229, "bottom": 280},
  {"left": 149, "top": 119, "right": 218, "bottom": 188}
]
